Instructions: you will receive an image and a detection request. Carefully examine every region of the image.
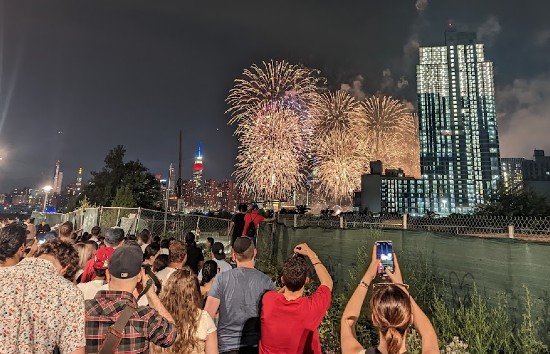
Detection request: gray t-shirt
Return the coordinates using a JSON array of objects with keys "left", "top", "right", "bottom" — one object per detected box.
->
[{"left": 208, "top": 267, "right": 275, "bottom": 352}]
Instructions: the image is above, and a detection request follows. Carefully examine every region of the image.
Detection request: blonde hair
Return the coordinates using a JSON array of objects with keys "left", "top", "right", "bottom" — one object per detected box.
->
[
  {"left": 151, "top": 268, "right": 203, "bottom": 354},
  {"left": 75, "top": 242, "right": 94, "bottom": 270},
  {"left": 370, "top": 285, "right": 413, "bottom": 354}
]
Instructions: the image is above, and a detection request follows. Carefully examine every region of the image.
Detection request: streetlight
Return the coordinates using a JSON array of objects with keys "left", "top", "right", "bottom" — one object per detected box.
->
[{"left": 43, "top": 185, "right": 53, "bottom": 212}]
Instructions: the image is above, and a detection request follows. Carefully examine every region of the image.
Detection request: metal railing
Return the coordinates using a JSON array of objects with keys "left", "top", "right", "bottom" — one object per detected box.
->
[
  {"left": 34, "top": 208, "right": 550, "bottom": 242},
  {"left": 277, "top": 214, "right": 550, "bottom": 240}
]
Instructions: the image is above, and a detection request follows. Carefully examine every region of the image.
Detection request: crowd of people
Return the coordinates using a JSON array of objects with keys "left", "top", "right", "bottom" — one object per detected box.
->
[{"left": 0, "top": 207, "right": 439, "bottom": 354}]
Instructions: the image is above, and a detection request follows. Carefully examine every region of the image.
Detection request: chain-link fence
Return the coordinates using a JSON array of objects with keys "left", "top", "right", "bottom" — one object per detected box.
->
[
  {"left": 42, "top": 207, "right": 231, "bottom": 245},
  {"left": 277, "top": 213, "right": 550, "bottom": 240},
  {"left": 30, "top": 211, "right": 64, "bottom": 227}
]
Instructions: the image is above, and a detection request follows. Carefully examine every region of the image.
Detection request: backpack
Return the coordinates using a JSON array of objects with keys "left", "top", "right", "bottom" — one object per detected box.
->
[{"left": 246, "top": 215, "right": 257, "bottom": 237}]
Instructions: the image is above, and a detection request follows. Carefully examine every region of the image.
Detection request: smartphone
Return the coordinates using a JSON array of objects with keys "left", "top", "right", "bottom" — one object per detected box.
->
[
  {"left": 36, "top": 232, "right": 57, "bottom": 246},
  {"left": 375, "top": 241, "right": 394, "bottom": 278}
]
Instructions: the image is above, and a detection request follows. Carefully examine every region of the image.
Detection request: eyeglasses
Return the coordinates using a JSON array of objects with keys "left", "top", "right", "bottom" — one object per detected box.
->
[{"left": 372, "top": 283, "right": 409, "bottom": 290}]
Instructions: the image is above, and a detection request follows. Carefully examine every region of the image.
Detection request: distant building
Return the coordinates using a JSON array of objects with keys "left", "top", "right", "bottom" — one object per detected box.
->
[
  {"left": 522, "top": 150, "right": 550, "bottom": 199},
  {"left": 57, "top": 172, "right": 64, "bottom": 194},
  {"left": 75, "top": 167, "right": 83, "bottom": 193},
  {"left": 193, "top": 144, "right": 204, "bottom": 208},
  {"left": 360, "top": 161, "right": 425, "bottom": 214},
  {"left": 53, "top": 160, "right": 62, "bottom": 194},
  {"left": 500, "top": 158, "right": 524, "bottom": 192},
  {"left": 417, "top": 29, "right": 500, "bottom": 214}
]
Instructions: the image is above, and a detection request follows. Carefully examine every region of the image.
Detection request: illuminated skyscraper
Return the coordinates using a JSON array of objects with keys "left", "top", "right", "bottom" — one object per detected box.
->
[
  {"left": 53, "top": 160, "right": 62, "bottom": 194},
  {"left": 193, "top": 144, "right": 204, "bottom": 207},
  {"left": 57, "top": 172, "right": 64, "bottom": 194},
  {"left": 75, "top": 167, "right": 83, "bottom": 193},
  {"left": 417, "top": 29, "right": 500, "bottom": 214}
]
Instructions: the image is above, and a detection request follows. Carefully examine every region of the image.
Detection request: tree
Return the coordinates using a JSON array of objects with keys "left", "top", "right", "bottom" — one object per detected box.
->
[
  {"left": 82, "top": 145, "right": 162, "bottom": 209},
  {"left": 475, "top": 181, "right": 550, "bottom": 217},
  {"left": 111, "top": 185, "right": 137, "bottom": 208}
]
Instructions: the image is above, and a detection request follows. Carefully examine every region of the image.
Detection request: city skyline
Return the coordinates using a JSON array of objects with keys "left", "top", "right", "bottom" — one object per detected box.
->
[{"left": 0, "top": 1, "right": 549, "bottom": 191}]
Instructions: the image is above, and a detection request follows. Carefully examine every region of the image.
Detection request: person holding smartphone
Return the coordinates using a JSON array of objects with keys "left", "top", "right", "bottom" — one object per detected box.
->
[{"left": 340, "top": 244, "right": 439, "bottom": 354}]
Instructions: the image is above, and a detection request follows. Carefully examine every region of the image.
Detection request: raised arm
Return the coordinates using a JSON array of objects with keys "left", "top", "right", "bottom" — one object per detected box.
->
[
  {"left": 138, "top": 269, "right": 175, "bottom": 323},
  {"left": 294, "top": 243, "right": 333, "bottom": 291},
  {"left": 340, "top": 245, "right": 379, "bottom": 354},
  {"left": 385, "top": 255, "right": 439, "bottom": 354}
]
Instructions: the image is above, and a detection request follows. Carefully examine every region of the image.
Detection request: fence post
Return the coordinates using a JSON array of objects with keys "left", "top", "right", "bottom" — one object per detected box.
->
[
  {"left": 196, "top": 216, "right": 201, "bottom": 238},
  {"left": 293, "top": 214, "right": 297, "bottom": 228},
  {"left": 98, "top": 207, "right": 103, "bottom": 227},
  {"left": 508, "top": 224, "right": 515, "bottom": 239},
  {"left": 134, "top": 207, "right": 142, "bottom": 235},
  {"left": 339, "top": 216, "right": 344, "bottom": 229},
  {"left": 402, "top": 213, "right": 408, "bottom": 230},
  {"left": 163, "top": 209, "right": 168, "bottom": 236},
  {"left": 116, "top": 208, "right": 121, "bottom": 227}
]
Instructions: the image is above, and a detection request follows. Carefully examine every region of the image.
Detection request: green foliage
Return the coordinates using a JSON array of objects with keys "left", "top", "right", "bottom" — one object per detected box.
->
[
  {"left": 112, "top": 185, "right": 137, "bottom": 208},
  {"left": 79, "top": 195, "right": 96, "bottom": 209},
  {"left": 66, "top": 194, "right": 96, "bottom": 212},
  {"left": 257, "top": 227, "right": 549, "bottom": 353},
  {"left": 517, "top": 286, "right": 548, "bottom": 354},
  {"left": 82, "top": 145, "right": 162, "bottom": 209},
  {"left": 406, "top": 329, "right": 423, "bottom": 354},
  {"left": 432, "top": 282, "right": 548, "bottom": 353},
  {"left": 475, "top": 180, "right": 550, "bottom": 217}
]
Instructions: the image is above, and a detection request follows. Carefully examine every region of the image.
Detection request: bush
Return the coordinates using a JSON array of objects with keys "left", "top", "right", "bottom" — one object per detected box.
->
[{"left": 257, "top": 229, "right": 549, "bottom": 353}]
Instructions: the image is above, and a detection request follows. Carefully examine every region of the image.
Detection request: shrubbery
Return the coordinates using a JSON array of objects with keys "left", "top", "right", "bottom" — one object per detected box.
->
[{"left": 256, "top": 228, "right": 549, "bottom": 353}]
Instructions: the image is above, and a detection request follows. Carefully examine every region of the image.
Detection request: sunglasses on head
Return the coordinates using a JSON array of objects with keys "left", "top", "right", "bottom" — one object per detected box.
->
[{"left": 372, "top": 283, "right": 409, "bottom": 290}]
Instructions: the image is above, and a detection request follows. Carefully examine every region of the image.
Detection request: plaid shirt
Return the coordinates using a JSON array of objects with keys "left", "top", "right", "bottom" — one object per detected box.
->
[{"left": 85, "top": 290, "right": 176, "bottom": 353}]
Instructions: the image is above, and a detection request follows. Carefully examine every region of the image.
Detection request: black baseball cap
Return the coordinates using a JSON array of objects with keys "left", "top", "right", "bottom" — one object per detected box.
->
[
  {"left": 108, "top": 245, "right": 143, "bottom": 279},
  {"left": 212, "top": 242, "right": 225, "bottom": 260}
]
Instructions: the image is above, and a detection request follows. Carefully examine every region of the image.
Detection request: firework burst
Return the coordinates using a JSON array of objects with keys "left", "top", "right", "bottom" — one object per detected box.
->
[
  {"left": 226, "top": 60, "right": 324, "bottom": 127},
  {"left": 313, "top": 130, "right": 368, "bottom": 202},
  {"left": 310, "top": 90, "right": 368, "bottom": 202},
  {"left": 362, "top": 96, "right": 420, "bottom": 177},
  {"left": 310, "top": 90, "right": 365, "bottom": 136},
  {"left": 234, "top": 106, "right": 306, "bottom": 200},
  {"left": 227, "top": 60, "right": 324, "bottom": 200}
]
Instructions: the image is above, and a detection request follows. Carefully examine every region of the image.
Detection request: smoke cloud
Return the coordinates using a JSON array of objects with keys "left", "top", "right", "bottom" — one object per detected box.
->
[
  {"left": 534, "top": 30, "right": 550, "bottom": 47},
  {"left": 340, "top": 75, "right": 367, "bottom": 100},
  {"left": 497, "top": 73, "right": 550, "bottom": 158},
  {"left": 402, "top": 99, "right": 416, "bottom": 113},
  {"left": 397, "top": 76, "right": 409, "bottom": 90},
  {"left": 477, "top": 15, "right": 501, "bottom": 44},
  {"left": 378, "top": 69, "right": 409, "bottom": 94},
  {"left": 415, "top": 0, "right": 428, "bottom": 13},
  {"left": 381, "top": 69, "right": 394, "bottom": 92}
]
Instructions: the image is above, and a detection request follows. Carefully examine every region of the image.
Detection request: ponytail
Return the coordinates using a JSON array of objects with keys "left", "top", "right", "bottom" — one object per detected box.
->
[
  {"left": 370, "top": 284, "right": 413, "bottom": 354},
  {"left": 383, "top": 326, "right": 406, "bottom": 354}
]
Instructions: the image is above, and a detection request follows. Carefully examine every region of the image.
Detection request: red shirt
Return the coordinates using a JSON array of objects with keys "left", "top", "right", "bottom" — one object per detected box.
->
[
  {"left": 243, "top": 211, "right": 265, "bottom": 236},
  {"left": 80, "top": 257, "right": 96, "bottom": 283},
  {"left": 260, "top": 285, "right": 332, "bottom": 354}
]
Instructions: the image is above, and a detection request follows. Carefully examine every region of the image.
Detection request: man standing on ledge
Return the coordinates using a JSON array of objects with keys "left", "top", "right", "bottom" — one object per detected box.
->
[{"left": 242, "top": 205, "right": 276, "bottom": 245}]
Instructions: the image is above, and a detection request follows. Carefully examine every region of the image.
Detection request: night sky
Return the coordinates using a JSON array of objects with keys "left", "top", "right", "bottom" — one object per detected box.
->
[{"left": 0, "top": 0, "right": 549, "bottom": 192}]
